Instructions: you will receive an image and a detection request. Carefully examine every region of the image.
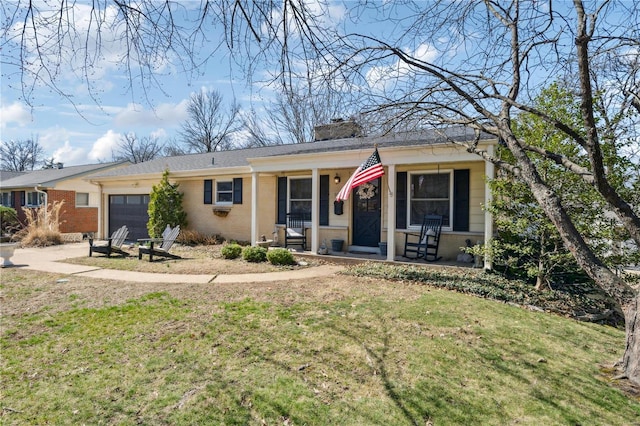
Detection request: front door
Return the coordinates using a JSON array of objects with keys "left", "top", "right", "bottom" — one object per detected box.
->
[{"left": 352, "top": 179, "right": 381, "bottom": 247}]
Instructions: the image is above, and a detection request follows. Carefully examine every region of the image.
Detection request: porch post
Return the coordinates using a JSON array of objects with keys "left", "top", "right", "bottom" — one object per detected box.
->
[
  {"left": 311, "top": 168, "right": 319, "bottom": 253},
  {"left": 97, "top": 183, "right": 103, "bottom": 239},
  {"left": 484, "top": 144, "right": 495, "bottom": 270},
  {"left": 251, "top": 171, "right": 258, "bottom": 246},
  {"left": 386, "top": 164, "right": 396, "bottom": 261}
]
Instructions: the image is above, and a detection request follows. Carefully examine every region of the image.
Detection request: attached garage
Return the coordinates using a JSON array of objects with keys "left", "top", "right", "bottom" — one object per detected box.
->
[{"left": 109, "top": 194, "right": 149, "bottom": 241}]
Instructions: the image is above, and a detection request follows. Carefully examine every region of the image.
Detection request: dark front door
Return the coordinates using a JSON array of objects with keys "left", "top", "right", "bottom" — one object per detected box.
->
[
  {"left": 352, "top": 179, "right": 381, "bottom": 247},
  {"left": 109, "top": 194, "right": 149, "bottom": 241}
]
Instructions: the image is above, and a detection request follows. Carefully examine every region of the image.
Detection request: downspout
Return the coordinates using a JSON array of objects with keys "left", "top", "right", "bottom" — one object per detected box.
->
[{"left": 34, "top": 185, "right": 48, "bottom": 227}]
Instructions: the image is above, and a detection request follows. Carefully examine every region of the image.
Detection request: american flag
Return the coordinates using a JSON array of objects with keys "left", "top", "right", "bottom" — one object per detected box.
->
[{"left": 335, "top": 147, "right": 385, "bottom": 201}]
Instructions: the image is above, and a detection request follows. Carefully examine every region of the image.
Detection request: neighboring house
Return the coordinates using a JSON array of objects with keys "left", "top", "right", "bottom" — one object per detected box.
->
[
  {"left": 0, "top": 161, "right": 129, "bottom": 235},
  {"left": 90, "top": 126, "right": 497, "bottom": 262}
]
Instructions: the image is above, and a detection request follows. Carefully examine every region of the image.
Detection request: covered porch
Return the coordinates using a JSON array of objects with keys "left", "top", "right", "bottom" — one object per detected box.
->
[
  {"left": 281, "top": 246, "right": 485, "bottom": 270},
  {"left": 248, "top": 143, "right": 496, "bottom": 269}
]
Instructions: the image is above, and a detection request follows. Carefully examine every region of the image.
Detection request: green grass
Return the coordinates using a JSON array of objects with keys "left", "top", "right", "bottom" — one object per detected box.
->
[
  {"left": 345, "top": 262, "right": 622, "bottom": 325},
  {"left": 1, "top": 270, "right": 638, "bottom": 425}
]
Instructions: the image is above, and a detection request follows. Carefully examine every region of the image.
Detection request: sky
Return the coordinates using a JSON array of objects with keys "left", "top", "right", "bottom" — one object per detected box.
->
[
  {"left": 0, "top": 2, "right": 351, "bottom": 167},
  {"left": 2, "top": 1, "right": 631, "bottom": 169}
]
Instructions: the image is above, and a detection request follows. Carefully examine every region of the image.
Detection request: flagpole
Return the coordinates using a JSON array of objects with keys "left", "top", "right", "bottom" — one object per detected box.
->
[{"left": 373, "top": 144, "right": 392, "bottom": 196}]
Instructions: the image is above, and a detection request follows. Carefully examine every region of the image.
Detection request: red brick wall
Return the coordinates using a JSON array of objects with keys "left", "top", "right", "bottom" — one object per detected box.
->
[{"left": 47, "top": 189, "right": 98, "bottom": 234}]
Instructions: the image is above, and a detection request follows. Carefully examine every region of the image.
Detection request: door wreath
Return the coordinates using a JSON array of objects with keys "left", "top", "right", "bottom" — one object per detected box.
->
[{"left": 357, "top": 182, "right": 376, "bottom": 200}]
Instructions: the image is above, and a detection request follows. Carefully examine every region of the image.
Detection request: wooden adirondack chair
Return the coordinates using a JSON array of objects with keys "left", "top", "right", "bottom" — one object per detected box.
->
[
  {"left": 138, "top": 225, "right": 181, "bottom": 261},
  {"left": 285, "top": 213, "right": 307, "bottom": 250},
  {"left": 89, "top": 225, "right": 129, "bottom": 257},
  {"left": 403, "top": 215, "right": 443, "bottom": 262}
]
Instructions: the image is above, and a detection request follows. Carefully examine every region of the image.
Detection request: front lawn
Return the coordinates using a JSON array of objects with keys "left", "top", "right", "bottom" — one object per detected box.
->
[{"left": 1, "top": 268, "right": 637, "bottom": 425}]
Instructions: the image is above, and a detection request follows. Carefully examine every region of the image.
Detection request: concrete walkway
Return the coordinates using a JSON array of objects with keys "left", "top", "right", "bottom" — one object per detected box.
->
[{"left": 3, "top": 243, "right": 344, "bottom": 284}]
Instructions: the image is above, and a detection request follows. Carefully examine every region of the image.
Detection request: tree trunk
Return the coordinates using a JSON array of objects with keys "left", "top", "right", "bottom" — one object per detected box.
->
[
  {"left": 498, "top": 130, "right": 640, "bottom": 384},
  {"left": 535, "top": 255, "right": 549, "bottom": 291},
  {"left": 622, "top": 298, "right": 640, "bottom": 382},
  {"left": 535, "top": 232, "right": 550, "bottom": 291}
]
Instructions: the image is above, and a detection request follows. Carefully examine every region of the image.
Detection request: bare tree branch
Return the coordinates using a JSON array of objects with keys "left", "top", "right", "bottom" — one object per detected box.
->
[
  {"left": 180, "top": 88, "right": 240, "bottom": 152},
  {"left": 112, "top": 133, "right": 165, "bottom": 163},
  {"left": 0, "top": 137, "right": 44, "bottom": 171}
]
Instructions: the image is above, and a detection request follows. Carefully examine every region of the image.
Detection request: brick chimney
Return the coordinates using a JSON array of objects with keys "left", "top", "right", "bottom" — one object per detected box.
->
[{"left": 314, "top": 118, "right": 363, "bottom": 141}]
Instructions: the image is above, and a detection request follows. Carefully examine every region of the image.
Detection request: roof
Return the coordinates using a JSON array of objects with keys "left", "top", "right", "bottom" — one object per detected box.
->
[
  {"left": 0, "top": 161, "right": 129, "bottom": 189},
  {"left": 0, "top": 170, "right": 26, "bottom": 183},
  {"left": 92, "top": 126, "right": 494, "bottom": 179}
]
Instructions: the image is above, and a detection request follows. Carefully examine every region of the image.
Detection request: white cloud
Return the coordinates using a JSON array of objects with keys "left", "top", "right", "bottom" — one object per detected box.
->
[
  {"left": 89, "top": 130, "right": 122, "bottom": 162},
  {"left": 414, "top": 43, "right": 438, "bottom": 63},
  {"left": 38, "top": 126, "right": 72, "bottom": 151},
  {"left": 150, "top": 128, "right": 168, "bottom": 139},
  {"left": 365, "top": 43, "right": 439, "bottom": 93},
  {"left": 35, "top": 126, "right": 97, "bottom": 166},
  {"left": 113, "top": 101, "right": 190, "bottom": 128},
  {"left": 0, "top": 102, "right": 32, "bottom": 128},
  {"left": 51, "top": 141, "right": 88, "bottom": 166}
]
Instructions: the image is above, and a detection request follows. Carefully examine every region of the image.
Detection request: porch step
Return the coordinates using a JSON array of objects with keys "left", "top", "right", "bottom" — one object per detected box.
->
[{"left": 347, "top": 245, "right": 379, "bottom": 254}]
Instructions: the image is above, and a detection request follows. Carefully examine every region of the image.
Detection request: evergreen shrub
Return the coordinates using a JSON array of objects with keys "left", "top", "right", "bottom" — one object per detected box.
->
[
  {"left": 242, "top": 246, "right": 267, "bottom": 262},
  {"left": 266, "top": 248, "right": 296, "bottom": 265},
  {"left": 221, "top": 243, "right": 242, "bottom": 259}
]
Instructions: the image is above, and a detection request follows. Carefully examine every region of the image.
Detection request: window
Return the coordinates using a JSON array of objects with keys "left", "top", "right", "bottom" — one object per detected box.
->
[
  {"left": 289, "top": 177, "right": 312, "bottom": 220},
  {"left": 26, "top": 191, "right": 45, "bottom": 207},
  {"left": 127, "top": 195, "right": 148, "bottom": 204},
  {"left": 205, "top": 178, "right": 242, "bottom": 205},
  {"left": 409, "top": 172, "right": 451, "bottom": 227},
  {"left": 0, "top": 192, "right": 11, "bottom": 207},
  {"left": 216, "top": 180, "right": 233, "bottom": 204},
  {"left": 76, "top": 192, "right": 89, "bottom": 207}
]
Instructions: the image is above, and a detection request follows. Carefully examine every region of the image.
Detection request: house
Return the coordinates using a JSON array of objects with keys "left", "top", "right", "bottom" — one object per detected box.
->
[
  {"left": 89, "top": 126, "right": 497, "bottom": 262},
  {"left": 0, "top": 161, "right": 129, "bottom": 236}
]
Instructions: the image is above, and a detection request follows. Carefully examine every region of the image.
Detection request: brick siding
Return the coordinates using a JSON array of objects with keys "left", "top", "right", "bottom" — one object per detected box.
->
[{"left": 47, "top": 189, "right": 98, "bottom": 234}]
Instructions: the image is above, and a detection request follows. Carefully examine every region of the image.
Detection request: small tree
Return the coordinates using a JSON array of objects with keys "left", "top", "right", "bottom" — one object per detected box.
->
[
  {"left": 485, "top": 84, "right": 638, "bottom": 289},
  {"left": 147, "top": 169, "right": 187, "bottom": 238}
]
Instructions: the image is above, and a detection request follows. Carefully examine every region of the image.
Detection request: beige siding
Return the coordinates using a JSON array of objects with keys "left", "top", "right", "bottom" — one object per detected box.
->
[
  {"left": 394, "top": 161, "right": 486, "bottom": 232},
  {"left": 468, "top": 162, "right": 487, "bottom": 233},
  {"left": 97, "top": 154, "right": 491, "bottom": 256},
  {"left": 180, "top": 175, "right": 277, "bottom": 243},
  {"left": 256, "top": 176, "right": 277, "bottom": 241},
  {"left": 56, "top": 177, "right": 102, "bottom": 207},
  {"left": 389, "top": 231, "right": 484, "bottom": 261}
]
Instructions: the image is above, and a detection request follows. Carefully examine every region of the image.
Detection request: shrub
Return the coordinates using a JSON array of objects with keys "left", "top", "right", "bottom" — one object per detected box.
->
[
  {"left": 0, "top": 206, "right": 19, "bottom": 240},
  {"left": 177, "top": 228, "right": 224, "bottom": 246},
  {"left": 13, "top": 201, "right": 65, "bottom": 247},
  {"left": 19, "top": 228, "right": 62, "bottom": 247},
  {"left": 266, "top": 248, "right": 296, "bottom": 265},
  {"left": 221, "top": 243, "right": 242, "bottom": 259},
  {"left": 242, "top": 246, "right": 267, "bottom": 263}
]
